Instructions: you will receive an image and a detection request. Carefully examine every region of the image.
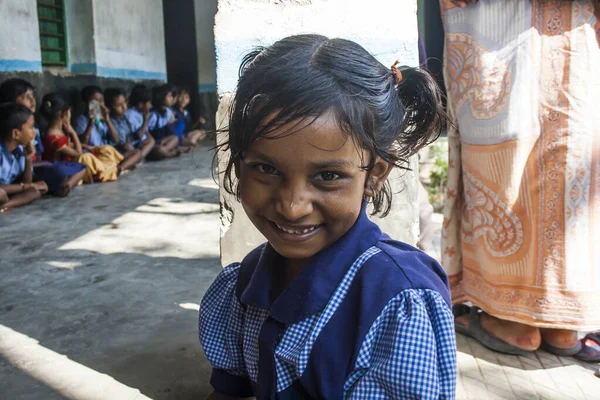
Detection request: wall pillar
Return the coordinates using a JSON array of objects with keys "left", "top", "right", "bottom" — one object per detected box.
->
[{"left": 215, "top": 0, "right": 421, "bottom": 267}]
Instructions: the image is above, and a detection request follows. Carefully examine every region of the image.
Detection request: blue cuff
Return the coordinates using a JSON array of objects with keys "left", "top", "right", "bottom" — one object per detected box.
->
[{"left": 210, "top": 368, "right": 254, "bottom": 398}]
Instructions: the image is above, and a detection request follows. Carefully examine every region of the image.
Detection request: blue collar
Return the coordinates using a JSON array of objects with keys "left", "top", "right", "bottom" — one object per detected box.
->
[
  {"left": 236, "top": 204, "right": 383, "bottom": 324},
  {"left": 0, "top": 140, "right": 23, "bottom": 158}
]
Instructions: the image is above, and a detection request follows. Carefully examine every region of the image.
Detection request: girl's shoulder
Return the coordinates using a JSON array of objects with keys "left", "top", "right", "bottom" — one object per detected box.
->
[{"left": 357, "top": 238, "right": 451, "bottom": 307}]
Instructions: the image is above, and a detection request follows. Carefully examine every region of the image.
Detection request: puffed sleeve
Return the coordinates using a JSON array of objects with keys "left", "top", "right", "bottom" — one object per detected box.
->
[
  {"left": 199, "top": 263, "right": 254, "bottom": 398},
  {"left": 344, "top": 289, "right": 457, "bottom": 400}
]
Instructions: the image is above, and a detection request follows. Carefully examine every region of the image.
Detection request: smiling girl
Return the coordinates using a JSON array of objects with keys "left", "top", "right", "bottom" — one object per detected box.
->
[{"left": 199, "top": 35, "right": 456, "bottom": 400}]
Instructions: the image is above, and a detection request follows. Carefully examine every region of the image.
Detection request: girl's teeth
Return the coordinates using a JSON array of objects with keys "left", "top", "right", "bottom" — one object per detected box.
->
[{"left": 276, "top": 223, "right": 317, "bottom": 235}]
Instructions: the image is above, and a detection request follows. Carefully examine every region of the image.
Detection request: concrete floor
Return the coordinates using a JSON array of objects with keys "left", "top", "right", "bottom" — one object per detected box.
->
[
  {"left": 0, "top": 147, "right": 219, "bottom": 400},
  {"left": 2, "top": 144, "right": 600, "bottom": 400}
]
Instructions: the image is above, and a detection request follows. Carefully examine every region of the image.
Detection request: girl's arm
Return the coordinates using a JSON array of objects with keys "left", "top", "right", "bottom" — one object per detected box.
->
[
  {"left": 135, "top": 109, "right": 151, "bottom": 140},
  {"left": 80, "top": 110, "right": 95, "bottom": 145},
  {"left": 81, "top": 144, "right": 97, "bottom": 152},
  {"left": 64, "top": 121, "right": 83, "bottom": 155},
  {"left": 190, "top": 116, "right": 207, "bottom": 131},
  {"left": 102, "top": 105, "right": 121, "bottom": 145},
  {"left": 0, "top": 183, "right": 36, "bottom": 195},
  {"left": 22, "top": 141, "right": 34, "bottom": 184}
]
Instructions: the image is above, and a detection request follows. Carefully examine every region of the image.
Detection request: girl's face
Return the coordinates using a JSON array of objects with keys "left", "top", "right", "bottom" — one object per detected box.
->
[
  {"left": 111, "top": 94, "right": 128, "bottom": 117},
  {"left": 165, "top": 92, "right": 175, "bottom": 107},
  {"left": 178, "top": 92, "right": 190, "bottom": 108},
  {"left": 237, "top": 112, "right": 392, "bottom": 262},
  {"left": 62, "top": 108, "right": 71, "bottom": 124},
  {"left": 16, "top": 89, "right": 36, "bottom": 113}
]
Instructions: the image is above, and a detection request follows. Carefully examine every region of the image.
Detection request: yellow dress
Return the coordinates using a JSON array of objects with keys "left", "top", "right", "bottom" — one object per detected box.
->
[{"left": 77, "top": 145, "right": 123, "bottom": 183}]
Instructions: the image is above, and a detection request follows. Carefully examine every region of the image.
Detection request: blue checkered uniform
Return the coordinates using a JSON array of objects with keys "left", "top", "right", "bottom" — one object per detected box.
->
[{"left": 199, "top": 209, "right": 457, "bottom": 399}]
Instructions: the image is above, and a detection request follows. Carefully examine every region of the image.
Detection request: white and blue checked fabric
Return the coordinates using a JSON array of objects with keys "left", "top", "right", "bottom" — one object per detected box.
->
[
  {"left": 199, "top": 263, "right": 247, "bottom": 377},
  {"left": 200, "top": 252, "right": 456, "bottom": 399},
  {"left": 343, "top": 289, "right": 456, "bottom": 399}
]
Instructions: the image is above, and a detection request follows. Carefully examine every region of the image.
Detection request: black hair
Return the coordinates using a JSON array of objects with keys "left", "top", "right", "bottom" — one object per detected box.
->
[
  {"left": 221, "top": 34, "right": 445, "bottom": 216},
  {"left": 104, "top": 87, "right": 126, "bottom": 108},
  {"left": 151, "top": 83, "right": 178, "bottom": 109},
  {"left": 0, "top": 103, "right": 33, "bottom": 140},
  {"left": 81, "top": 85, "right": 103, "bottom": 103},
  {"left": 38, "top": 92, "right": 70, "bottom": 132},
  {"left": 0, "top": 79, "right": 35, "bottom": 103},
  {"left": 129, "top": 84, "right": 152, "bottom": 107}
]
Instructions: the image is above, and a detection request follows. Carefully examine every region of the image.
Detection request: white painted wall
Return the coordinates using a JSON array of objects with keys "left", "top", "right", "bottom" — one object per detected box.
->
[
  {"left": 215, "top": 0, "right": 420, "bottom": 266},
  {"left": 215, "top": 0, "right": 419, "bottom": 93},
  {"left": 195, "top": 0, "right": 218, "bottom": 92},
  {"left": 92, "top": 0, "right": 167, "bottom": 80},
  {"left": 64, "top": 0, "right": 95, "bottom": 73},
  {"left": 0, "top": 0, "right": 42, "bottom": 72}
]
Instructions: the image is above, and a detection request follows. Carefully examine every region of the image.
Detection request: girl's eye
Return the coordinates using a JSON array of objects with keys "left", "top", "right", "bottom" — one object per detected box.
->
[
  {"left": 316, "top": 171, "right": 341, "bottom": 181},
  {"left": 255, "top": 164, "right": 278, "bottom": 175}
]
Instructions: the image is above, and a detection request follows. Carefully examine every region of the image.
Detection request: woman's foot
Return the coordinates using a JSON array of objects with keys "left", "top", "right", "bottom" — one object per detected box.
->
[
  {"left": 541, "top": 329, "right": 579, "bottom": 349},
  {"left": 456, "top": 309, "right": 541, "bottom": 351}
]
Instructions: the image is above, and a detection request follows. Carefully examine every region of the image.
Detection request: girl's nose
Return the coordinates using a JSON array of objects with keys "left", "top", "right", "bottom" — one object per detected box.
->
[{"left": 275, "top": 185, "right": 313, "bottom": 222}]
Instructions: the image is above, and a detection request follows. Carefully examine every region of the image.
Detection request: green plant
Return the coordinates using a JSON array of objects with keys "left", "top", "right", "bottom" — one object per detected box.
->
[{"left": 426, "top": 142, "right": 448, "bottom": 210}]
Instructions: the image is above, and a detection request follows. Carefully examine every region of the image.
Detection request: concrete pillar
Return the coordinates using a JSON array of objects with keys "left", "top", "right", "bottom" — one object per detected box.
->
[
  {"left": 195, "top": 0, "right": 218, "bottom": 94},
  {"left": 215, "top": 0, "right": 420, "bottom": 267}
]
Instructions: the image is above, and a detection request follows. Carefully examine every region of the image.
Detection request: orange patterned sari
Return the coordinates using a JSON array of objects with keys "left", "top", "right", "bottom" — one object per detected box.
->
[{"left": 440, "top": 0, "right": 600, "bottom": 329}]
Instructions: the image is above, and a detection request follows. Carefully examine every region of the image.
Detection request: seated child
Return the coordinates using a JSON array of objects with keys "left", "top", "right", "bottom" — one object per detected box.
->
[
  {"left": 172, "top": 87, "right": 206, "bottom": 146},
  {"left": 127, "top": 84, "right": 179, "bottom": 161},
  {"left": 147, "top": 84, "right": 187, "bottom": 158},
  {"left": 105, "top": 87, "right": 154, "bottom": 160},
  {"left": 0, "top": 103, "right": 48, "bottom": 212},
  {"left": 73, "top": 86, "right": 141, "bottom": 173},
  {"left": 40, "top": 93, "right": 122, "bottom": 183},
  {"left": 0, "top": 78, "right": 85, "bottom": 197},
  {"left": 199, "top": 35, "right": 456, "bottom": 400}
]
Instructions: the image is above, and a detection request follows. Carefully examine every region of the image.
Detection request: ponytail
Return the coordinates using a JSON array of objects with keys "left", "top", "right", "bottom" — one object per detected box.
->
[
  {"left": 39, "top": 92, "right": 70, "bottom": 134},
  {"left": 395, "top": 66, "right": 446, "bottom": 162}
]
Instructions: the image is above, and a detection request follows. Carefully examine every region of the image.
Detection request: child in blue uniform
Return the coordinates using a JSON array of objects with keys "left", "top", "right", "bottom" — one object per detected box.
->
[
  {"left": 128, "top": 84, "right": 180, "bottom": 161},
  {"left": 173, "top": 87, "right": 206, "bottom": 146},
  {"left": 199, "top": 35, "right": 456, "bottom": 400},
  {"left": 105, "top": 87, "right": 155, "bottom": 160},
  {"left": 148, "top": 84, "right": 185, "bottom": 149},
  {"left": 0, "top": 79, "right": 85, "bottom": 197},
  {"left": 74, "top": 86, "right": 141, "bottom": 173},
  {"left": 0, "top": 103, "right": 48, "bottom": 212}
]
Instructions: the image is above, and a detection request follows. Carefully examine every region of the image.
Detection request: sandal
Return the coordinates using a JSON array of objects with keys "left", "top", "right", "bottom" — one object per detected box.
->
[
  {"left": 540, "top": 334, "right": 582, "bottom": 357},
  {"left": 453, "top": 304, "right": 531, "bottom": 356},
  {"left": 575, "top": 332, "right": 600, "bottom": 363}
]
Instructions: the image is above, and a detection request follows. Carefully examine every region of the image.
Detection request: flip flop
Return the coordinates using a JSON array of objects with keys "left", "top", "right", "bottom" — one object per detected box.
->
[
  {"left": 453, "top": 304, "right": 531, "bottom": 356},
  {"left": 541, "top": 337, "right": 582, "bottom": 357},
  {"left": 575, "top": 332, "right": 600, "bottom": 363}
]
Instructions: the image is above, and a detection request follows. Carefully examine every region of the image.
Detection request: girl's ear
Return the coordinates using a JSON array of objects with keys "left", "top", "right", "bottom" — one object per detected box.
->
[
  {"left": 364, "top": 156, "right": 394, "bottom": 197},
  {"left": 11, "top": 127, "right": 20, "bottom": 141}
]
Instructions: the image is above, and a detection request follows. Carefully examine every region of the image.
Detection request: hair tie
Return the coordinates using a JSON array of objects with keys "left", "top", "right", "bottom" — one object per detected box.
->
[
  {"left": 391, "top": 60, "right": 403, "bottom": 84},
  {"left": 46, "top": 100, "right": 52, "bottom": 107}
]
